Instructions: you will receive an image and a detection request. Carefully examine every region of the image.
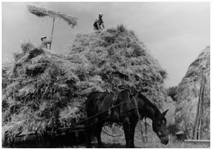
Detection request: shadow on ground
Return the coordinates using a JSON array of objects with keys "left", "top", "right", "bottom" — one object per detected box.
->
[{"left": 91, "top": 142, "right": 125, "bottom": 148}]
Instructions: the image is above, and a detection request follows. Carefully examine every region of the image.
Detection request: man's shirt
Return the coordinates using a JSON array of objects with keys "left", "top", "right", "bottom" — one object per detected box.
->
[{"left": 40, "top": 39, "right": 52, "bottom": 49}]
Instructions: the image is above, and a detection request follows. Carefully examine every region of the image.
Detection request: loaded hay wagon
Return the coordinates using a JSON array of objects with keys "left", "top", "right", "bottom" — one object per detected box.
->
[
  {"left": 1, "top": 46, "right": 122, "bottom": 147},
  {"left": 2, "top": 12, "right": 168, "bottom": 147},
  {"left": 3, "top": 101, "right": 123, "bottom": 148}
]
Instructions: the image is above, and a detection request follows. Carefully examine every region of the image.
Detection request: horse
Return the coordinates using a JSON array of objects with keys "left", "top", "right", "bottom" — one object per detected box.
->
[
  {"left": 85, "top": 89, "right": 169, "bottom": 148},
  {"left": 85, "top": 89, "right": 138, "bottom": 148},
  {"left": 134, "top": 92, "right": 169, "bottom": 145}
]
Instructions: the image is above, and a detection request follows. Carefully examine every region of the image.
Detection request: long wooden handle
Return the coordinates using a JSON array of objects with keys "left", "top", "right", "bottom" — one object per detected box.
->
[{"left": 49, "top": 17, "right": 55, "bottom": 50}]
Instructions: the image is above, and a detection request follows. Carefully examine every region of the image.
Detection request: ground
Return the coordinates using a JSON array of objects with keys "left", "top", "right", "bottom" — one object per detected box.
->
[
  {"left": 74, "top": 101, "right": 209, "bottom": 148},
  {"left": 74, "top": 125, "right": 209, "bottom": 148},
  {"left": 4, "top": 101, "right": 210, "bottom": 148}
]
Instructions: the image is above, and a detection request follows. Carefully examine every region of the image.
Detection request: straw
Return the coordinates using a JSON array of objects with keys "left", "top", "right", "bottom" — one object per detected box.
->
[{"left": 27, "top": 5, "right": 77, "bottom": 27}]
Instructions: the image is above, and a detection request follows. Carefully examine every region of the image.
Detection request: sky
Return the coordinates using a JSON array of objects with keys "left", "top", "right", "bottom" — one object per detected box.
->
[{"left": 2, "top": 2, "right": 210, "bottom": 87}]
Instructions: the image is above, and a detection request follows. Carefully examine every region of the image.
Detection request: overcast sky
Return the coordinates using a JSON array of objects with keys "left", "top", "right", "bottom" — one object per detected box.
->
[{"left": 2, "top": 2, "right": 210, "bottom": 87}]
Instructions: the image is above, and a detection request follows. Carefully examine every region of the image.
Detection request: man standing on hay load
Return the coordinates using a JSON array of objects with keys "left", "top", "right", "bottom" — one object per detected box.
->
[
  {"left": 40, "top": 36, "right": 53, "bottom": 49},
  {"left": 93, "top": 13, "right": 104, "bottom": 30}
]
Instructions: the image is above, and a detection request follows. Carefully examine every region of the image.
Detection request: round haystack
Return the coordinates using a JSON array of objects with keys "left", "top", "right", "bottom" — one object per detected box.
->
[{"left": 175, "top": 46, "right": 210, "bottom": 139}]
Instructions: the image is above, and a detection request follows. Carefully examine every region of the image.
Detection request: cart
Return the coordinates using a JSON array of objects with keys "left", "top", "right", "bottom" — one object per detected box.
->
[{"left": 5, "top": 103, "right": 123, "bottom": 148}]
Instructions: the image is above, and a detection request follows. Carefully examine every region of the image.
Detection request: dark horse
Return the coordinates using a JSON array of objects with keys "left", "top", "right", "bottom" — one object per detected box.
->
[{"left": 85, "top": 89, "right": 169, "bottom": 148}]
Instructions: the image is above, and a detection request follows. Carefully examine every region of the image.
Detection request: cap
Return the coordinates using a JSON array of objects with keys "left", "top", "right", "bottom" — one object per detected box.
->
[
  {"left": 99, "top": 13, "right": 103, "bottom": 17},
  {"left": 41, "top": 36, "right": 47, "bottom": 40}
]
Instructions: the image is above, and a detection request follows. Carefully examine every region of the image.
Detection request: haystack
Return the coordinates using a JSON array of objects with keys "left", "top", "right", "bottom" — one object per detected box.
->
[
  {"left": 68, "top": 25, "right": 167, "bottom": 107},
  {"left": 2, "top": 25, "right": 167, "bottom": 145},
  {"left": 175, "top": 46, "right": 210, "bottom": 139}
]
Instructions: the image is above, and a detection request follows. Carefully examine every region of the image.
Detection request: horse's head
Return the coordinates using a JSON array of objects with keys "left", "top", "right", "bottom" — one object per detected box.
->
[{"left": 152, "top": 109, "right": 169, "bottom": 145}]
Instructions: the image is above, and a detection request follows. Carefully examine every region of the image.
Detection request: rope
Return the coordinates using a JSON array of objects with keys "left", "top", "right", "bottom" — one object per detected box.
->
[
  {"left": 132, "top": 97, "right": 140, "bottom": 120},
  {"left": 143, "top": 117, "right": 147, "bottom": 143},
  {"left": 133, "top": 96, "right": 148, "bottom": 143},
  {"left": 58, "top": 102, "right": 123, "bottom": 132},
  {"left": 145, "top": 117, "right": 147, "bottom": 136},
  {"left": 132, "top": 96, "right": 148, "bottom": 142}
]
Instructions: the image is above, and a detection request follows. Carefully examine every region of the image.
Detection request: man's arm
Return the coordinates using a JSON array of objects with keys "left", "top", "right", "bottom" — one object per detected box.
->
[
  {"left": 101, "top": 23, "right": 105, "bottom": 29},
  {"left": 47, "top": 36, "right": 53, "bottom": 44},
  {"left": 99, "top": 19, "right": 104, "bottom": 29}
]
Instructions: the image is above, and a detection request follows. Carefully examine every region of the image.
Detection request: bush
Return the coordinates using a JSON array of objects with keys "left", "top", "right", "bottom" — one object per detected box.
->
[{"left": 167, "top": 86, "right": 178, "bottom": 101}]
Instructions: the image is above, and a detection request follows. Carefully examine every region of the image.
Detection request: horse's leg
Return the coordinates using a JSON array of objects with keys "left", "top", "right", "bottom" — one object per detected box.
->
[
  {"left": 86, "top": 121, "right": 93, "bottom": 148},
  {"left": 130, "top": 120, "right": 138, "bottom": 148},
  {"left": 123, "top": 117, "right": 130, "bottom": 148},
  {"left": 95, "top": 121, "right": 104, "bottom": 148}
]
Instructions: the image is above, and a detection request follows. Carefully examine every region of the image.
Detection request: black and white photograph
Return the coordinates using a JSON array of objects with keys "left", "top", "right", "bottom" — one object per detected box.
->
[{"left": 2, "top": 1, "right": 210, "bottom": 148}]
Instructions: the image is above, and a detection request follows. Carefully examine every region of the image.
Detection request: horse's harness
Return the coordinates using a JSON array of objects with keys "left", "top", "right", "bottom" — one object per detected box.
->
[
  {"left": 108, "top": 94, "right": 137, "bottom": 117},
  {"left": 132, "top": 96, "right": 148, "bottom": 142},
  {"left": 108, "top": 93, "right": 118, "bottom": 115}
]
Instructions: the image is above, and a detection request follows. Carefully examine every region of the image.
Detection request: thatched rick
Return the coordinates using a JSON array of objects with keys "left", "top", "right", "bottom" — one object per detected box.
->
[{"left": 175, "top": 46, "right": 210, "bottom": 140}]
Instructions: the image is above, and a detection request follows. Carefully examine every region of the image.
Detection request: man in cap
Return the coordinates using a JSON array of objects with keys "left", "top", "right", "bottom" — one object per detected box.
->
[
  {"left": 93, "top": 13, "right": 105, "bottom": 30},
  {"left": 40, "top": 36, "right": 53, "bottom": 49}
]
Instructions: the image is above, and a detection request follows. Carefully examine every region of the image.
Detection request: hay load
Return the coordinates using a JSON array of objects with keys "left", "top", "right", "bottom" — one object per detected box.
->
[
  {"left": 175, "top": 46, "right": 210, "bottom": 139},
  {"left": 2, "top": 41, "right": 95, "bottom": 142},
  {"left": 69, "top": 25, "right": 167, "bottom": 107},
  {"left": 2, "top": 25, "right": 167, "bottom": 145}
]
